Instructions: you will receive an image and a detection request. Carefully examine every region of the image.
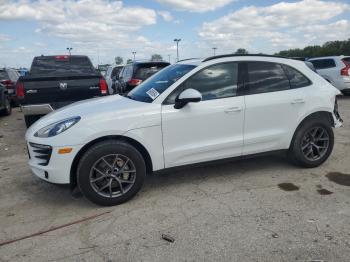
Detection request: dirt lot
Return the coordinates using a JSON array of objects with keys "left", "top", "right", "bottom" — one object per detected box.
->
[{"left": 0, "top": 98, "right": 349, "bottom": 262}]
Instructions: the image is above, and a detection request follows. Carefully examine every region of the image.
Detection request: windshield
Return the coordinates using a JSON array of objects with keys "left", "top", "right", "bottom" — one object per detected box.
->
[{"left": 127, "top": 64, "right": 196, "bottom": 103}]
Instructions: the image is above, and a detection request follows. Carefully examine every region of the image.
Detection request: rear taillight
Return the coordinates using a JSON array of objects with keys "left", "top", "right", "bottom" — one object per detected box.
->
[
  {"left": 1, "top": 79, "right": 13, "bottom": 87},
  {"left": 16, "top": 81, "right": 24, "bottom": 99},
  {"left": 128, "top": 78, "right": 142, "bottom": 86},
  {"left": 55, "top": 55, "right": 69, "bottom": 60},
  {"left": 340, "top": 60, "right": 350, "bottom": 76},
  {"left": 99, "top": 78, "right": 108, "bottom": 95}
]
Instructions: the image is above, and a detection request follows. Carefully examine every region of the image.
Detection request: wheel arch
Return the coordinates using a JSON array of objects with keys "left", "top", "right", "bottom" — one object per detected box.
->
[
  {"left": 70, "top": 135, "right": 153, "bottom": 188},
  {"left": 289, "top": 110, "right": 334, "bottom": 149}
]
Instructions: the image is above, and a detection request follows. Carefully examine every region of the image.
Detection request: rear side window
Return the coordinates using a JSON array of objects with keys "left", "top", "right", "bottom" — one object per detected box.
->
[
  {"left": 134, "top": 63, "right": 169, "bottom": 80},
  {"left": 309, "top": 59, "right": 336, "bottom": 69},
  {"left": 246, "top": 62, "right": 290, "bottom": 94},
  {"left": 342, "top": 57, "right": 350, "bottom": 64},
  {"left": 282, "top": 65, "right": 311, "bottom": 88},
  {"left": 0, "top": 70, "right": 9, "bottom": 79},
  {"left": 30, "top": 56, "right": 96, "bottom": 76}
]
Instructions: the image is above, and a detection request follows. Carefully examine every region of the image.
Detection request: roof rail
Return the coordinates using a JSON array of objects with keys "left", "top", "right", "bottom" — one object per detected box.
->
[
  {"left": 177, "top": 58, "right": 201, "bottom": 63},
  {"left": 202, "top": 54, "right": 288, "bottom": 62}
]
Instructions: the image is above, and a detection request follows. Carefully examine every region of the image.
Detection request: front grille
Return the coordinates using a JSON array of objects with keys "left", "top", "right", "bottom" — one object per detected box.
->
[{"left": 29, "top": 143, "right": 52, "bottom": 166}]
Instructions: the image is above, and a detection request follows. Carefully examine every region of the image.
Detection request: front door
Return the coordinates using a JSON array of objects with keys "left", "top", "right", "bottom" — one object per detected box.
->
[{"left": 161, "top": 62, "right": 245, "bottom": 168}]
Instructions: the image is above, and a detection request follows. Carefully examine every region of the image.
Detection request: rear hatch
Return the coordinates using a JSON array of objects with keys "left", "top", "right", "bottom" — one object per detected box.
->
[
  {"left": 134, "top": 62, "right": 170, "bottom": 81},
  {"left": 22, "top": 56, "right": 102, "bottom": 107}
]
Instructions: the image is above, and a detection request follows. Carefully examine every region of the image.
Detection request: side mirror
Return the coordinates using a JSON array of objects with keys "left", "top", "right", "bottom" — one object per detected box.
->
[{"left": 174, "top": 88, "right": 202, "bottom": 109}]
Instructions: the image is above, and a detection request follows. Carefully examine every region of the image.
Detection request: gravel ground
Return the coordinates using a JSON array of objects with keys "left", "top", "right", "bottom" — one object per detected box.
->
[{"left": 0, "top": 97, "right": 349, "bottom": 262}]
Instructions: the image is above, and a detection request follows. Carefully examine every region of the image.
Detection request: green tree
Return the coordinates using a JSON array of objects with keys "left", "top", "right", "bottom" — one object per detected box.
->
[
  {"left": 234, "top": 48, "right": 249, "bottom": 55},
  {"left": 151, "top": 54, "right": 163, "bottom": 61},
  {"left": 274, "top": 39, "right": 350, "bottom": 58},
  {"left": 115, "top": 56, "right": 123, "bottom": 65}
]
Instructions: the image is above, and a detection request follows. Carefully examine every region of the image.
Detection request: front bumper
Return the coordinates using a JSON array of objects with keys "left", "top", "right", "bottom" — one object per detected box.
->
[
  {"left": 21, "top": 104, "right": 53, "bottom": 116},
  {"left": 27, "top": 141, "right": 83, "bottom": 184}
]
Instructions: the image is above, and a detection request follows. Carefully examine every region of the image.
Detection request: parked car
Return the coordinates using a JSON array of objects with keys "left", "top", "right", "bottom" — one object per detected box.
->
[
  {"left": 25, "top": 54, "right": 343, "bottom": 206},
  {"left": 0, "top": 83, "right": 11, "bottom": 116},
  {"left": 308, "top": 56, "right": 350, "bottom": 95},
  {"left": 105, "top": 65, "right": 124, "bottom": 94},
  {"left": 17, "top": 55, "right": 108, "bottom": 127},
  {"left": 0, "top": 67, "right": 20, "bottom": 106},
  {"left": 116, "top": 61, "right": 170, "bottom": 94}
]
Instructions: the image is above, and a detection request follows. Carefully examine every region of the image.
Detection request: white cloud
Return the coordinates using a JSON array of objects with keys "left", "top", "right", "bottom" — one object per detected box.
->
[
  {"left": 156, "top": 0, "right": 235, "bottom": 12},
  {"left": 0, "top": 0, "right": 157, "bottom": 46},
  {"left": 198, "top": 0, "right": 350, "bottom": 53},
  {"left": 157, "top": 10, "right": 173, "bottom": 22}
]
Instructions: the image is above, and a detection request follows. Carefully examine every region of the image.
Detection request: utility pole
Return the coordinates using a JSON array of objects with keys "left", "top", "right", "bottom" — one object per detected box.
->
[
  {"left": 66, "top": 47, "right": 73, "bottom": 56},
  {"left": 212, "top": 47, "right": 217, "bottom": 56},
  {"left": 132, "top": 51, "right": 136, "bottom": 61},
  {"left": 173, "top": 39, "right": 181, "bottom": 62}
]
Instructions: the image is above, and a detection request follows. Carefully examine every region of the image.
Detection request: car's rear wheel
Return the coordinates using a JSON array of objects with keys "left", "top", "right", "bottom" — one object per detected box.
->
[
  {"left": 1, "top": 97, "right": 11, "bottom": 116},
  {"left": 288, "top": 118, "right": 334, "bottom": 168},
  {"left": 77, "top": 140, "right": 146, "bottom": 206}
]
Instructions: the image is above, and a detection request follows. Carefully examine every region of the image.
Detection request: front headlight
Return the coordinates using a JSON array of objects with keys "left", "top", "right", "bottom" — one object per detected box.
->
[{"left": 34, "top": 116, "right": 81, "bottom": 138}]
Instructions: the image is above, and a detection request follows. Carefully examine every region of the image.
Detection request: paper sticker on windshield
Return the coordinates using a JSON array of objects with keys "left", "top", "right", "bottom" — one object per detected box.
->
[{"left": 146, "top": 88, "right": 160, "bottom": 100}]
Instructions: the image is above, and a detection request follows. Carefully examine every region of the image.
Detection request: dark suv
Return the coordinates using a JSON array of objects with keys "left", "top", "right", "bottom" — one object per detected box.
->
[
  {"left": 0, "top": 68, "right": 20, "bottom": 106},
  {"left": 116, "top": 61, "right": 170, "bottom": 94}
]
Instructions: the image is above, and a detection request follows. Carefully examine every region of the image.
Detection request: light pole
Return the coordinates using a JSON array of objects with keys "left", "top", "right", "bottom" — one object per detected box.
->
[
  {"left": 168, "top": 54, "right": 171, "bottom": 63},
  {"left": 66, "top": 47, "right": 73, "bottom": 56},
  {"left": 132, "top": 51, "right": 136, "bottom": 61},
  {"left": 174, "top": 38, "right": 181, "bottom": 62},
  {"left": 212, "top": 47, "right": 217, "bottom": 56}
]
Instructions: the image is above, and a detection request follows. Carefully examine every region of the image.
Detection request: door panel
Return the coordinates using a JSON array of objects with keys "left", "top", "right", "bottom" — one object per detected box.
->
[
  {"left": 162, "top": 96, "right": 245, "bottom": 168},
  {"left": 242, "top": 61, "right": 308, "bottom": 155}
]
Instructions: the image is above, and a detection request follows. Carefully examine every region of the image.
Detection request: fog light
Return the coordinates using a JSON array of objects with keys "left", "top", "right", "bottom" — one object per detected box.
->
[{"left": 58, "top": 148, "right": 73, "bottom": 154}]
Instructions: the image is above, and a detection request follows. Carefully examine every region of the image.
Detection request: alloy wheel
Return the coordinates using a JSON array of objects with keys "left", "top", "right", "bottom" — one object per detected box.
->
[
  {"left": 301, "top": 126, "right": 329, "bottom": 161},
  {"left": 89, "top": 154, "right": 136, "bottom": 198}
]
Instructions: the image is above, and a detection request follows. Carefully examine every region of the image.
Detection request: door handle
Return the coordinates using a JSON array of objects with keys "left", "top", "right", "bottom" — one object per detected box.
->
[
  {"left": 224, "top": 107, "right": 242, "bottom": 113},
  {"left": 291, "top": 99, "right": 305, "bottom": 104}
]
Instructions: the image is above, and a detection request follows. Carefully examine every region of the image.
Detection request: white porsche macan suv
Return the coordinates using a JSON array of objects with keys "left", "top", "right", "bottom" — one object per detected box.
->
[{"left": 25, "top": 55, "right": 343, "bottom": 206}]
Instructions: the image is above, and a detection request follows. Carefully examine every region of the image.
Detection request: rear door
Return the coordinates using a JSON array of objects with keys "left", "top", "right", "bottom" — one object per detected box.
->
[
  {"left": 242, "top": 61, "right": 311, "bottom": 155},
  {"left": 24, "top": 56, "right": 101, "bottom": 107}
]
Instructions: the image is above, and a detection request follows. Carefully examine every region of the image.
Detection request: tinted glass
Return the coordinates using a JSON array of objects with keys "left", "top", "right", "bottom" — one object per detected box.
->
[
  {"left": 128, "top": 64, "right": 196, "bottom": 103},
  {"left": 111, "top": 67, "right": 122, "bottom": 78},
  {"left": 134, "top": 63, "right": 170, "bottom": 80},
  {"left": 342, "top": 57, "right": 350, "bottom": 64},
  {"left": 309, "top": 59, "right": 336, "bottom": 69},
  {"left": 167, "top": 63, "right": 238, "bottom": 103},
  {"left": 282, "top": 64, "right": 311, "bottom": 88},
  {"left": 246, "top": 62, "right": 290, "bottom": 94},
  {"left": 0, "top": 70, "right": 9, "bottom": 79},
  {"left": 30, "top": 56, "right": 96, "bottom": 76}
]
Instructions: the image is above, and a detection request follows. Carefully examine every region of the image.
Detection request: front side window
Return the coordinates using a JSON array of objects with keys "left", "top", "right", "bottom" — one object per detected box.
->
[
  {"left": 282, "top": 64, "right": 311, "bottom": 88},
  {"left": 166, "top": 62, "right": 238, "bottom": 104},
  {"left": 246, "top": 62, "right": 290, "bottom": 94}
]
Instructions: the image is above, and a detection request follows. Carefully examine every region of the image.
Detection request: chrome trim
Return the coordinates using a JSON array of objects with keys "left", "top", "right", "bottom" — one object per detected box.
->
[{"left": 21, "top": 104, "right": 53, "bottom": 115}]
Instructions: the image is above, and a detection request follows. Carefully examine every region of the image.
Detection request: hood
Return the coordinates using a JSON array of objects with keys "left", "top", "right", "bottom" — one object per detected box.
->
[{"left": 28, "top": 95, "right": 156, "bottom": 133}]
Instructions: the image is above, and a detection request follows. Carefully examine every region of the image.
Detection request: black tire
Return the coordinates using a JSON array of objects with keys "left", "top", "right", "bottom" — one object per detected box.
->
[
  {"left": 288, "top": 117, "right": 334, "bottom": 168},
  {"left": 77, "top": 140, "right": 146, "bottom": 206},
  {"left": 1, "top": 97, "right": 11, "bottom": 116},
  {"left": 24, "top": 115, "right": 40, "bottom": 128}
]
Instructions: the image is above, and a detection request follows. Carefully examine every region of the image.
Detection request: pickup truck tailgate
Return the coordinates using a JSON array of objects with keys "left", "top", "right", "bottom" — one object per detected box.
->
[{"left": 22, "top": 75, "right": 101, "bottom": 108}]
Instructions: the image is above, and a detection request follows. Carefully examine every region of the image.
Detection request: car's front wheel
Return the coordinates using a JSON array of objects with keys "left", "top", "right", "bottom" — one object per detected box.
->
[
  {"left": 77, "top": 140, "right": 146, "bottom": 206},
  {"left": 288, "top": 118, "right": 334, "bottom": 168}
]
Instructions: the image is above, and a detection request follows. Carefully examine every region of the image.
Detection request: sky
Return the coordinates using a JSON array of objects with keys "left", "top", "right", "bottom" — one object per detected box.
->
[{"left": 0, "top": 0, "right": 350, "bottom": 67}]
